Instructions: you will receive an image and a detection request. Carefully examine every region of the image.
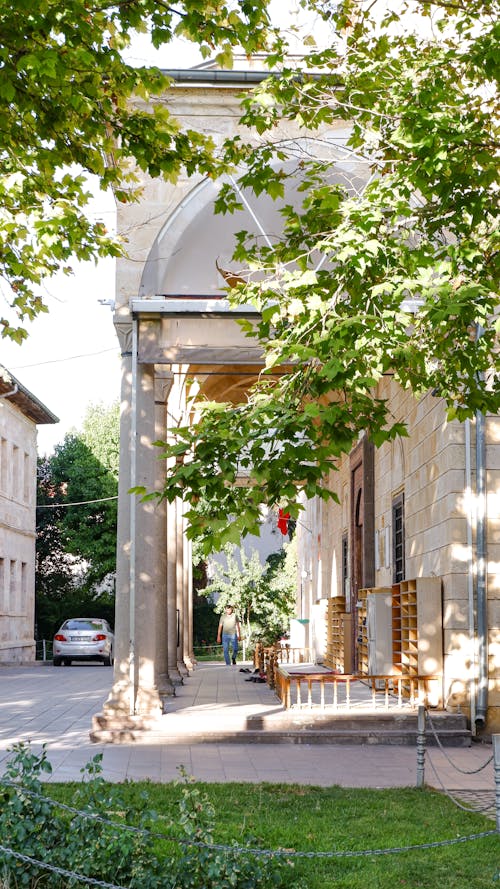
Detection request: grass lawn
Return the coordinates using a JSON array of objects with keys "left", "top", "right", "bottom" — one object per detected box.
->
[{"left": 47, "top": 781, "right": 498, "bottom": 889}]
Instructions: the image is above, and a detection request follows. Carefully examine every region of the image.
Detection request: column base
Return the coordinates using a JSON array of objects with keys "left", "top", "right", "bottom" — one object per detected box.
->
[
  {"left": 90, "top": 676, "right": 164, "bottom": 742},
  {"left": 168, "top": 665, "right": 185, "bottom": 686},
  {"left": 90, "top": 710, "right": 157, "bottom": 743},
  {"left": 177, "top": 659, "right": 190, "bottom": 679}
]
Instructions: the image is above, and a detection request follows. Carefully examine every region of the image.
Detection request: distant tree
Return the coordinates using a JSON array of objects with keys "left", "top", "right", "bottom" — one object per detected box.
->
[
  {"left": 80, "top": 400, "right": 120, "bottom": 480},
  {"left": 35, "top": 457, "right": 80, "bottom": 637},
  {"left": 35, "top": 401, "right": 119, "bottom": 635},
  {"left": 199, "top": 541, "right": 297, "bottom": 648},
  {"left": 48, "top": 437, "right": 117, "bottom": 582}
]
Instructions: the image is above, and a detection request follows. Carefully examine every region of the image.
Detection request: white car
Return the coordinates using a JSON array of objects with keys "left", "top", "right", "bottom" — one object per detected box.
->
[{"left": 53, "top": 618, "right": 114, "bottom": 667}]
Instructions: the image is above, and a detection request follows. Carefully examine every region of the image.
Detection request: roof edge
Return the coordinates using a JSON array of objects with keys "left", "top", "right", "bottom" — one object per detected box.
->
[
  {"left": 0, "top": 365, "right": 59, "bottom": 425},
  {"left": 160, "top": 68, "right": 338, "bottom": 86}
]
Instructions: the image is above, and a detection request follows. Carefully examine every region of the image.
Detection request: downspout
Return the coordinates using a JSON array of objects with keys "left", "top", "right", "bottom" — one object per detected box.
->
[
  {"left": 475, "top": 406, "right": 488, "bottom": 727},
  {"left": 129, "top": 316, "right": 138, "bottom": 716},
  {"left": 465, "top": 419, "right": 477, "bottom": 733}
]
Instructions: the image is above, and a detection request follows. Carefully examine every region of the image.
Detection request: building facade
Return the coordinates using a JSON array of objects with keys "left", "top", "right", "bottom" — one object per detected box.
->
[
  {"left": 0, "top": 366, "right": 57, "bottom": 663},
  {"left": 297, "top": 377, "right": 499, "bottom": 734}
]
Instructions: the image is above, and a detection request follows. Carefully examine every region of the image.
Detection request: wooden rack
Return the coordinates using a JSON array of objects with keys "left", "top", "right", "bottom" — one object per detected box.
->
[{"left": 324, "top": 597, "right": 353, "bottom": 672}]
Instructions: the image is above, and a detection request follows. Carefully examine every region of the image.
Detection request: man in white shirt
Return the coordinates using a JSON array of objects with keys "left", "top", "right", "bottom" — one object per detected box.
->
[{"left": 216, "top": 604, "right": 241, "bottom": 665}]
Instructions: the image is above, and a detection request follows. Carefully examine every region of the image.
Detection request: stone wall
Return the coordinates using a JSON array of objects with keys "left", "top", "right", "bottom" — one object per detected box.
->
[
  {"left": 299, "top": 378, "right": 500, "bottom": 731},
  {"left": 0, "top": 397, "right": 37, "bottom": 663}
]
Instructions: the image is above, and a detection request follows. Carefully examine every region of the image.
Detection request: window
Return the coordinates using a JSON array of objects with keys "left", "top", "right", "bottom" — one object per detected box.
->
[
  {"left": 0, "top": 437, "right": 7, "bottom": 493},
  {"left": 9, "top": 559, "right": 16, "bottom": 612},
  {"left": 392, "top": 493, "right": 405, "bottom": 583},
  {"left": 24, "top": 452, "right": 30, "bottom": 503},
  {"left": 21, "top": 562, "right": 27, "bottom": 614},
  {"left": 12, "top": 444, "right": 19, "bottom": 500},
  {"left": 341, "top": 533, "right": 349, "bottom": 602}
]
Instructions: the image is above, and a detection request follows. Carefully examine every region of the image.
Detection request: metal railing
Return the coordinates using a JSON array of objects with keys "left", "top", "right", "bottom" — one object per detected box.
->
[{"left": 35, "top": 640, "right": 53, "bottom": 662}]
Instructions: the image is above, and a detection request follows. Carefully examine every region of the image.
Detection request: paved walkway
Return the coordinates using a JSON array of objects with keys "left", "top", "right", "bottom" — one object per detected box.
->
[{"left": 0, "top": 663, "right": 495, "bottom": 814}]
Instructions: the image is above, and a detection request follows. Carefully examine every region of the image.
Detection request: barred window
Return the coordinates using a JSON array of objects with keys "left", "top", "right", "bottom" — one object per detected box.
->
[{"left": 392, "top": 493, "right": 405, "bottom": 584}]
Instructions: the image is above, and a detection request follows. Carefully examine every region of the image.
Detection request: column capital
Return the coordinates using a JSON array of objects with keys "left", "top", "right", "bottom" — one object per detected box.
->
[
  {"left": 154, "top": 366, "right": 174, "bottom": 404},
  {"left": 114, "top": 316, "right": 133, "bottom": 355}
]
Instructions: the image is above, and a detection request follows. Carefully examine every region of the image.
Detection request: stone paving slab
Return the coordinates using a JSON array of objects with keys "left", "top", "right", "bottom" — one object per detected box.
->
[{"left": 0, "top": 661, "right": 495, "bottom": 822}]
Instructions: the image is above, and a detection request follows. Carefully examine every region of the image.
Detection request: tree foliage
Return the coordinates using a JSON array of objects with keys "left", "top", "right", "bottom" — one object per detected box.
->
[
  {"left": 35, "top": 402, "right": 119, "bottom": 635},
  {"left": 149, "top": 0, "right": 500, "bottom": 550},
  {"left": 199, "top": 541, "right": 297, "bottom": 646},
  {"left": 0, "top": 0, "right": 279, "bottom": 341}
]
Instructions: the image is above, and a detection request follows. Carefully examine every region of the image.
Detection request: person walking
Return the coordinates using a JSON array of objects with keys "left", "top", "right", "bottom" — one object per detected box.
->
[{"left": 217, "top": 604, "right": 241, "bottom": 665}]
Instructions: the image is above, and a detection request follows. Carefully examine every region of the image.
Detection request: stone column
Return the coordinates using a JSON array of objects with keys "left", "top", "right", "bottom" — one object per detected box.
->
[
  {"left": 97, "top": 318, "right": 134, "bottom": 722},
  {"left": 171, "top": 368, "right": 192, "bottom": 675},
  {"left": 129, "top": 359, "right": 164, "bottom": 716},
  {"left": 93, "top": 321, "right": 169, "bottom": 736},
  {"left": 165, "top": 369, "right": 184, "bottom": 686},
  {"left": 154, "top": 366, "right": 176, "bottom": 704},
  {"left": 183, "top": 513, "right": 195, "bottom": 671}
]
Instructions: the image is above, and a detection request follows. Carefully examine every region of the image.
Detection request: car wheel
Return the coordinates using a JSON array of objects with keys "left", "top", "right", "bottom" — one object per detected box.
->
[
  {"left": 53, "top": 657, "right": 62, "bottom": 667},
  {"left": 103, "top": 653, "right": 112, "bottom": 667},
  {"left": 63, "top": 658, "right": 72, "bottom": 666}
]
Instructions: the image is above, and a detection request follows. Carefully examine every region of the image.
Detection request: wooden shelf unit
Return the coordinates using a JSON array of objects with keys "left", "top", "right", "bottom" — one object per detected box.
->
[
  {"left": 355, "top": 588, "right": 369, "bottom": 674},
  {"left": 325, "top": 597, "right": 352, "bottom": 672},
  {"left": 356, "top": 587, "right": 392, "bottom": 676},
  {"left": 391, "top": 583, "right": 402, "bottom": 672},
  {"left": 392, "top": 577, "right": 443, "bottom": 703}
]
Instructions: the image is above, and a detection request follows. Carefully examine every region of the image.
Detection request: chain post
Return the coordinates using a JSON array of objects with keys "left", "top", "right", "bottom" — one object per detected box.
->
[
  {"left": 493, "top": 735, "right": 500, "bottom": 834},
  {"left": 416, "top": 705, "right": 426, "bottom": 789}
]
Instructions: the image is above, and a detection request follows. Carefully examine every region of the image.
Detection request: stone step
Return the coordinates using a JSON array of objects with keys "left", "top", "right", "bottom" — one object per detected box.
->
[
  {"left": 90, "top": 710, "right": 471, "bottom": 747},
  {"left": 246, "top": 711, "right": 468, "bottom": 732},
  {"left": 90, "top": 727, "right": 472, "bottom": 746}
]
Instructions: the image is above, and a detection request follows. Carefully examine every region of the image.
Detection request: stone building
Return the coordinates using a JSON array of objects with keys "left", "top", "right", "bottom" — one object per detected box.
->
[
  {"left": 297, "top": 380, "right": 499, "bottom": 734},
  {"left": 92, "top": 67, "right": 498, "bottom": 738},
  {"left": 0, "top": 366, "right": 57, "bottom": 663}
]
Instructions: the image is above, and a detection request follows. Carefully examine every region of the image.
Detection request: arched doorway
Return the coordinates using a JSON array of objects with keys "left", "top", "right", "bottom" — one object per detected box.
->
[{"left": 350, "top": 437, "right": 375, "bottom": 670}]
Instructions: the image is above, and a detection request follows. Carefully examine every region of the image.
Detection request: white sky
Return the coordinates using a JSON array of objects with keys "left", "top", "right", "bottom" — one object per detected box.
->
[
  {"left": 0, "top": 197, "right": 119, "bottom": 457},
  {"left": 0, "top": 2, "right": 331, "bottom": 456}
]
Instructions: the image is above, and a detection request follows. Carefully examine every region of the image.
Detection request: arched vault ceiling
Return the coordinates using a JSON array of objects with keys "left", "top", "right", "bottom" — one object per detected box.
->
[
  {"left": 139, "top": 136, "right": 372, "bottom": 299},
  {"left": 186, "top": 363, "right": 292, "bottom": 404},
  {"left": 139, "top": 137, "right": 371, "bottom": 405}
]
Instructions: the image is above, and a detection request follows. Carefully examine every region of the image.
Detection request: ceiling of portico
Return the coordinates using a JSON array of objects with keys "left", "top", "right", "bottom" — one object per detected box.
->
[{"left": 185, "top": 362, "right": 288, "bottom": 404}]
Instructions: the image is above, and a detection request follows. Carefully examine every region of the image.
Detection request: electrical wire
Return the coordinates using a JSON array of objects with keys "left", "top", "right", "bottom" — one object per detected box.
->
[
  {"left": 8, "top": 348, "right": 118, "bottom": 370},
  {"left": 36, "top": 496, "right": 118, "bottom": 509}
]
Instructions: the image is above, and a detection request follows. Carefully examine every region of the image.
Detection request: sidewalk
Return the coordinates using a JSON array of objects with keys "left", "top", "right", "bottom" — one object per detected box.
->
[{"left": 0, "top": 663, "right": 495, "bottom": 805}]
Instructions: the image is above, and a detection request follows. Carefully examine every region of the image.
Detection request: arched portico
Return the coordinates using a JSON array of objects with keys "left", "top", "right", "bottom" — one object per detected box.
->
[{"left": 91, "top": 111, "right": 373, "bottom": 738}]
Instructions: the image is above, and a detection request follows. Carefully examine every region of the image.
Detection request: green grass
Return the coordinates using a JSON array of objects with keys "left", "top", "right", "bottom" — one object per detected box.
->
[{"left": 47, "top": 781, "right": 498, "bottom": 889}]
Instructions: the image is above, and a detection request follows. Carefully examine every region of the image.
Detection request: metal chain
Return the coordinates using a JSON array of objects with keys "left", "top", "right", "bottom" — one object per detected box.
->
[
  {"left": 424, "top": 751, "right": 496, "bottom": 815},
  {"left": 0, "top": 779, "right": 495, "bottom": 861},
  {"left": 0, "top": 778, "right": 169, "bottom": 841},
  {"left": 425, "top": 711, "right": 494, "bottom": 774},
  {"left": 0, "top": 843, "right": 129, "bottom": 889}
]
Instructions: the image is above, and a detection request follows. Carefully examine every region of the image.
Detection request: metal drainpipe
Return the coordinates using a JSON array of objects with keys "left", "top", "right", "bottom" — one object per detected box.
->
[
  {"left": 475, "top": 406, "right": 488, "bottom": 727},
  {"left": 465, "top": 419, "right": 477, "bottom": 733},
  {"left": 129, "top": 316, "right": 138, "bottom": 716}
]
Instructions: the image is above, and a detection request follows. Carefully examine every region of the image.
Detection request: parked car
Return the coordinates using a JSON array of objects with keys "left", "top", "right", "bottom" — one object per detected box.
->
[{"left": 53, "top": 618, "right": 114, "bottom": 666}]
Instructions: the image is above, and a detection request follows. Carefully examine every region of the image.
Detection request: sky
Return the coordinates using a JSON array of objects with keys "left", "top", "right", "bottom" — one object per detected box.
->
[
  {"left": 1, "top": 215, "right": 119, "bottom": 457},
  {"left": 0, "top": 2, "right": 331, "bottom": 456}
]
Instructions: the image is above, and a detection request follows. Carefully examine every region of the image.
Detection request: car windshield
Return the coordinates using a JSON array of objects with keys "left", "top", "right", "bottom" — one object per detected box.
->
[{"left": 62, "top": 620, "right": 106, "bottom": 632}]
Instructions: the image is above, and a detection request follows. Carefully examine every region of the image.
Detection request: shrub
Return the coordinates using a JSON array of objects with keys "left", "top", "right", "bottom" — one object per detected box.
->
[{"left": 0, "top": 745, "right": 294, "bottom": 889}]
